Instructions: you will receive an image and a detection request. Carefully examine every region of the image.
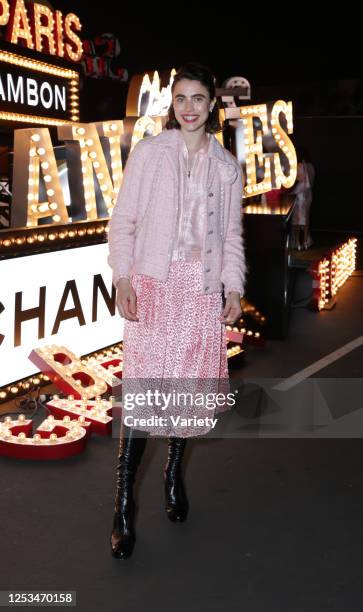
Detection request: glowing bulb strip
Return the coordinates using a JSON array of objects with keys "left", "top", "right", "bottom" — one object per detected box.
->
[
  {"left": 244, "top": 204, "right": 292, "bottom": 215},
  {"left": 309, "top": 238, "right": 357, "bottom": 311},
  {"left": 0, "top": 111, "right": 74, "bottom": 125},
  {"left": 331, "top": 238, "right": 357, "bottom": 295},
  {"left": 0, "top": 0, "right": 10, "bottom": 26},
  {"left": 227, "top": 346, "right": 244, "bottom": 358},
  {"left": 0, "top": 221, "right": 109, "bottom": 251},
  {"left": 0, "top": 372, "right": 50, "bottom": 402},
  {"left": 0, "top": 50, "right": 79, "bottom": 79},
  {"left": 94, "top": 121, "right": 125, "bottom": 201}
]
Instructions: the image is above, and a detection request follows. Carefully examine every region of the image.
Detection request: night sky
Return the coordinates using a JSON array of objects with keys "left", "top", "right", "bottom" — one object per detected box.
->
[{"left": 53, "top": 5, "right": 361, "bottom": 86}]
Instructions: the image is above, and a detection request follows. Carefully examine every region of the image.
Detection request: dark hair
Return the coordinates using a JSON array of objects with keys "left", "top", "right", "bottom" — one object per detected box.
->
[{"left": 165, "top": 62, "right": 222, "bottom": 133}]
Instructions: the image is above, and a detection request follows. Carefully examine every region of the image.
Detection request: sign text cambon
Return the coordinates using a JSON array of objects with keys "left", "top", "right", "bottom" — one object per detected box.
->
[{"left": 0, "top": 49, "right": 79, "bottom": 124}]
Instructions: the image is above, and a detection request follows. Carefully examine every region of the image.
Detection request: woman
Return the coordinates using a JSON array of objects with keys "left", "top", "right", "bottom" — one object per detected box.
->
[
  {"left": 107, "top": 62, "right": 247, "bottom": 559},
  {"left": 290, "top": 157, "right": 315, "bottom": 250}
]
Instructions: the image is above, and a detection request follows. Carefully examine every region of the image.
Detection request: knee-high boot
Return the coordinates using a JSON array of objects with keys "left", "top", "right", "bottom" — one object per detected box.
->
[
  {"left": 163, "top": 436, "right": 189, "bottom": 522},
  {"left": 111, "top": 424, "right": 148, "bottom": 559}
]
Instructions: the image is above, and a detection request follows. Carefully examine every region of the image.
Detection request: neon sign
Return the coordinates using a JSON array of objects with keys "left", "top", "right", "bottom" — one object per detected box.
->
[{"left": 0, "top": 0, "right": 83, "bottom": 62}]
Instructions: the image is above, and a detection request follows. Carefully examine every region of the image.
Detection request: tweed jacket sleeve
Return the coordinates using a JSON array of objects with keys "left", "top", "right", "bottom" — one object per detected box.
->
[
  {"left": 107, "top": 141, "right": 146, "bottom": 286},
  {"left": 220, "top": 163, "right": 247, "bottom": 299}
]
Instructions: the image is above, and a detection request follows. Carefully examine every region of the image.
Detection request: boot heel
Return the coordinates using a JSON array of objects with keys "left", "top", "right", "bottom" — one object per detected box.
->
[
  {"left": 111, "top": 498, "right": 136, "bottom": 559},
  {"left": 164, "top": 471, "right": 189, "bottom": 522}
]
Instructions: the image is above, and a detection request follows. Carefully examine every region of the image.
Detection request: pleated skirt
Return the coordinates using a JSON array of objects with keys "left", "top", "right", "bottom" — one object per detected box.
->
[{"left": 121, "top": 259, "right": 231, "bottom": 437}]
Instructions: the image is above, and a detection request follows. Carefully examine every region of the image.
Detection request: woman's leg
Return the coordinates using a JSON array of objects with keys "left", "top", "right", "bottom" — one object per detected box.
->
[
  {"left": 303, "top": 195, "right": 312, "bottom": 248},
  {"left": 111, "top": 423, "right": 149, "bottom": 559},
  {"left": 164, "top": 436, "right": 189, "bottom": 522},
  {"left": 297, "top": 225, "right": 304, "bottom": 250},
  {"left": 303, "top": 215, "right": 313, "bottom": 248},
  {"left": 303, "top": 224, "right": 309, "bottom": 248},
  {"left": 291, "top": 224, "right": 301, "bottom": 250}
]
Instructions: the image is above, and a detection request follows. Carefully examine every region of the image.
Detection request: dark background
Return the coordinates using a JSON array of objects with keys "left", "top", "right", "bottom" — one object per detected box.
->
[{"left": 52, "top": 9, "right": 361, "bottom": 86}]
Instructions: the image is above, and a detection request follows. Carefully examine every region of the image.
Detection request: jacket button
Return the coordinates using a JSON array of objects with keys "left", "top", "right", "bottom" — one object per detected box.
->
[
  {"left": 208, "top": 192, "right": 214, "bottom": 197},
  {"left": 205, "top": 286, "right": 209, "bottom": 291},
  {"left": 208, "top": 211, "right": 214, "bottom": 216},
  {"left": 208, "top": 230, "right": 213, "bottom": 234},
  {"left": 205, "top": 268, "right": 211, "bottom": 273},
  {"left": 206, "top": 249, "right": 212, "bottom": 253}
]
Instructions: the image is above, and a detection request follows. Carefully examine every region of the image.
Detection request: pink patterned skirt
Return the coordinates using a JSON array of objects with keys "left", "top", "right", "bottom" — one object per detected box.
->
[{"left": 121, "top": 260, "right": 231, "bottom": 437}]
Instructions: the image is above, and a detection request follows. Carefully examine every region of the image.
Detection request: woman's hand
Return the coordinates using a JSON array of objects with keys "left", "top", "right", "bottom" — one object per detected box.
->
[
  {"left": 116, "top": 278, "right": 139, "bottom": 321},
  {"left": 220, "top": 291, "right": 242, "bottom": 325}
]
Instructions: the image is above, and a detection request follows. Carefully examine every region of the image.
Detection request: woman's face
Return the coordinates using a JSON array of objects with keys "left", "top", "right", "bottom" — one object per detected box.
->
[{"left": 172, "top": 78, "right": 214, "bottom": 133}]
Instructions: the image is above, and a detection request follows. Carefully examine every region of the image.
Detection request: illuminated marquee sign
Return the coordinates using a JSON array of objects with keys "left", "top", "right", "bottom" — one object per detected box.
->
[
  {"left": 0, "top": 0, "right": 83, "bottom": 62},
  {"left": 0, "top": 243, "right": 124, "bottom": 388},
  {"left": 0, "top": 49, "right": 80, "bottom": 124},
  {"left": 223, "top": 101, "right": 297, "bottom": 196},
  {"left": 309, "top": 238, "right": 357, "bottom": 311}
]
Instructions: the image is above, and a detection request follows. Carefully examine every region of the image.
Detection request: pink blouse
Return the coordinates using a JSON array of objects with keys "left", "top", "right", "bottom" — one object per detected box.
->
[{"left": 171, "top": 130, "right": 212, "bottom": 262}]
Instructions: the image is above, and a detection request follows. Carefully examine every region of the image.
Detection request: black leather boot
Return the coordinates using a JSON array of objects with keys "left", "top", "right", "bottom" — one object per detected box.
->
[
  {"left": 111, "top": 425, "right": 148, "bottom": 559},
  {"left": 164, "top": 436, "right": 189, "bottom": 522}
]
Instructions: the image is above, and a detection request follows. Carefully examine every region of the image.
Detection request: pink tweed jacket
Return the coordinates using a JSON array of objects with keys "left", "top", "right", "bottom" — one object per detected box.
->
[{"left": 107, "top": 128, "right": 247, "bottom": 298}]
